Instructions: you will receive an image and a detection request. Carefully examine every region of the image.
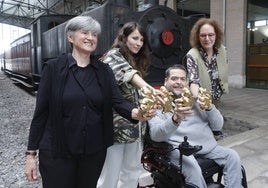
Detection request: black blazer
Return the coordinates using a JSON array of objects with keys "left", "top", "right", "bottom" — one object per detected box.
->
[{"left": 27, "top": 54, "right": 137, "bottom": 157}]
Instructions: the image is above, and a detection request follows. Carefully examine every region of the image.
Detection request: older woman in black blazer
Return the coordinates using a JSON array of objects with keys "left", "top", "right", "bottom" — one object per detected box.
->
[{"left": 24, "top": 16, "right": 154, "bottom": 188}]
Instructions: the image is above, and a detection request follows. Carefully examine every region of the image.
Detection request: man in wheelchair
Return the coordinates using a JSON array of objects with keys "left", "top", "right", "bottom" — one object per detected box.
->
[{"left": 145, "top": 64, "right": 244, "bottom": 188}]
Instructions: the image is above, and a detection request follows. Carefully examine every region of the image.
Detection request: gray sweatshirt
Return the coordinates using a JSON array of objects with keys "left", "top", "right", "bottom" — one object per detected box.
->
[{"left": 148, "top": 103, "right": 223, "bottom": 154}]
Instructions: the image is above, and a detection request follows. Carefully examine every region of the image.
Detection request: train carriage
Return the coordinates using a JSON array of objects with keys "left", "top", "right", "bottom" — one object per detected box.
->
[{"left": 2, "top": 0, "right": 199, "bottom": 91}]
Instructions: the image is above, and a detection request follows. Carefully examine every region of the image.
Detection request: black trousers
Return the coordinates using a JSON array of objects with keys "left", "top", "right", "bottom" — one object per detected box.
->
[{"left": 39, "top": 149, "right": 106, "bottom": 188}]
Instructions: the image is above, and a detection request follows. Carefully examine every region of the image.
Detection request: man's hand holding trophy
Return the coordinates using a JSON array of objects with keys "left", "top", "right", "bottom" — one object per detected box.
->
[{"left": 139, "top": 86, "right": 213, "bottom": 118}]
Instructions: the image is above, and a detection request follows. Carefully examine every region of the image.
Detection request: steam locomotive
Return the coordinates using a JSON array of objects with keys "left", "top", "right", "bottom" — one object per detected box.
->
[{"left": 1, "top": 0, "right": 199, "bottom": 91}]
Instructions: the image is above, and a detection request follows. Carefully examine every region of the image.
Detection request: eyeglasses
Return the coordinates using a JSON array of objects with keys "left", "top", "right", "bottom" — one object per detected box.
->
[{"left": 199, "top": 33, "right": 216, "bottom": 39}]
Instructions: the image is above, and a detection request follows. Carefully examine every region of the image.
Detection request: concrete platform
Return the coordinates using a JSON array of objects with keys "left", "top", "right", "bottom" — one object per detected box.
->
[
  {"left": 139, "top": 87, "right": 268, "bottom": 187},
  {"left": 218, "top": 87, "right": 268, "bottom": 187}
]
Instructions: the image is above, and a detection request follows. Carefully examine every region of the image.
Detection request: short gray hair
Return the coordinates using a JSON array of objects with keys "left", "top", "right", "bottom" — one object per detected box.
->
[{"left": 65, "top": 16, "right": 101, "bottom": 36}]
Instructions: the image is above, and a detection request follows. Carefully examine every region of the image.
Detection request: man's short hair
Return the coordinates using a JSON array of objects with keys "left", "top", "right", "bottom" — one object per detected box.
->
[{"left": 165, "top": 64, "right": 187, "bottom": 78}]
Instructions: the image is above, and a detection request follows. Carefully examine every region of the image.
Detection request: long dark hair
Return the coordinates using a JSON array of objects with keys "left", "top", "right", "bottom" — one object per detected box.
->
[{"left": 111, "top": 21, "right": 151, "bottom": 77}]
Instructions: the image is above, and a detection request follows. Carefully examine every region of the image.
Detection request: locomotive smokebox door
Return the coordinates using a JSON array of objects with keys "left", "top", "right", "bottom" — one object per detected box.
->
[
  {"left": 147, "top": 18, "right": 179, "bottom": 59},
  {"left": 137, "top": 6, "right": 191, "bottom": 86},
  {"left": 138, "top": 6, "right": 185, "bottom": 70}
]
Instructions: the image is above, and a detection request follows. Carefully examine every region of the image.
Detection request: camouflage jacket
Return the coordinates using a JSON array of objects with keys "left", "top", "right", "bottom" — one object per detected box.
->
[{"left": 102, "top": 48, "right": 145, "bottom": 143}]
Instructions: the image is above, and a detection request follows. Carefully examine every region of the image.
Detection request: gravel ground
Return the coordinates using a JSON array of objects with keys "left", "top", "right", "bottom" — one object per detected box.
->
[
  {"left": 0, "top": 72, "right": 42, "bottom": 188},
  {"left": 0, "top": 71, "right": 257, "bottom": 188}
]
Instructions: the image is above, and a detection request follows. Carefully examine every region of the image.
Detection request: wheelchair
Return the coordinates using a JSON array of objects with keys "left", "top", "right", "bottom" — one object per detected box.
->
[{"left": 140, "top": 135, "right": 248, "bottom": 188}]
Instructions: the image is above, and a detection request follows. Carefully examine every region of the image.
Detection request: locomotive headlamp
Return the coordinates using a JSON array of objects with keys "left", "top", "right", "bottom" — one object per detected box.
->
[{"left": 162, "top": 31, "right": 174, "bottom": 45}]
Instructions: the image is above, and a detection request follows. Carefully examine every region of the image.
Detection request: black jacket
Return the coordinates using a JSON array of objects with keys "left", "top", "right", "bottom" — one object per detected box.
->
[{"left": 27, "top": 54, "right": 137, "bottom": 157}]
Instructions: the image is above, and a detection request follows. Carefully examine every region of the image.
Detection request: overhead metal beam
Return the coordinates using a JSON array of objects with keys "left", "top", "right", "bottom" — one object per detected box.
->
[
  {"left": 0, "top": 12, "right": 34, "bottom": 28},
  {"left": 0, "top": 0, "right": 106, "bottom": 28}
]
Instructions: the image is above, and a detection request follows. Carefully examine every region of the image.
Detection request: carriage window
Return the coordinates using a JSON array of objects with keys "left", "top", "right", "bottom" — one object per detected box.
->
[
  {"left": 247, "top": 1, "right": 268, "bottom": 89},
  {"left": 48, "top": 22, "right": 59, "bottom": 30}
]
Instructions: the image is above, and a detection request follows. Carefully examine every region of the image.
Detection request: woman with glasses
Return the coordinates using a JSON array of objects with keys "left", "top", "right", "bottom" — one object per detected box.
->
[{"left": 185, "top": 18, "right": 228, "bottom": 105}]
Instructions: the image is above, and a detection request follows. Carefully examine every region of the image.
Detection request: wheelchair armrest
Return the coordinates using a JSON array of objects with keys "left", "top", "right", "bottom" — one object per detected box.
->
[
  {"left": 144, "top": 136, "right": 173, "bottom": 151},
  {"left": 179, "top": 144, "right": 202, "bottom": 156}
]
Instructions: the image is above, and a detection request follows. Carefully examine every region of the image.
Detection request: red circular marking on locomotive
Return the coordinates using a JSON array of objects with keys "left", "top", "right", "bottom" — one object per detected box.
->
[{"left": 161, "top": 31, "right": 174, "bottom": 45}]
